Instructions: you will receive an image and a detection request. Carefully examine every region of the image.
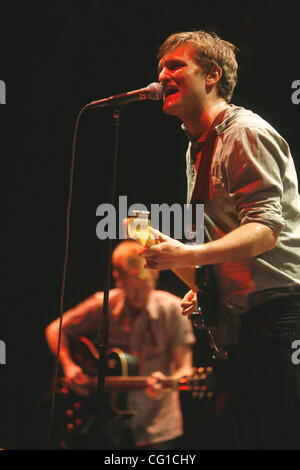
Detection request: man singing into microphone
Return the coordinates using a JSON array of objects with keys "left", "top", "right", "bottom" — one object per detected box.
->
[{"left": 141, "top": 30, "right": 300, "bottom": 449}]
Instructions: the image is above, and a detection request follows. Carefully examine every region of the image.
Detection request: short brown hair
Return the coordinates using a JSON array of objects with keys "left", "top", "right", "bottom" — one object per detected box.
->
[
  {"left": 112, "top": 240, "right": 157, "bottom": 280},
  {"left": 157, "top": 30, "right": 238, "bottom": 103}
]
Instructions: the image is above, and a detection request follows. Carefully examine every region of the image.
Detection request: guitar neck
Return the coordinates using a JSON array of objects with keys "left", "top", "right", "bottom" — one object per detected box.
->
[
  {"left": 171, "top": 267, "right": 199, "bottom": 292},
  {"left": 88, "top": 376, "right": 177, "bottom": 391},
  {"left": 67, "top": 337, "right": 212, "bottom": 398}
]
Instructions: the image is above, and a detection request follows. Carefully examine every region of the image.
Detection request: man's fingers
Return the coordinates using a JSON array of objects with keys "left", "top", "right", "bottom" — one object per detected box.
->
[
  {"left": 75, "top": 374, "right": 89, "bottom": 385},
  {"left": 141, "top": 249, "right": 157, "bottom": 258},
  {"left": 146, "top": 375, "right": 162, "bottom": 398},
  {"left": 64, "top": 379, "right": 90, "bottom": 397},
  {"left": 181, "top": 290, "right": 197, "bottom": 317},
  {"left": 181, "top": 299, "right": 196, "bottom": 310},
  {"left": 181, "top": 305, "right": 196, "bottom": 317},
  {"left": 72, "top": 385, "right": 90, "bottom": 397},
  {"left": 150, "top": 227, "right": 170, "bottom": 242},
  {"left": 139, "top": 228, "right": 171, "bottom": 259},
  {"left": 181, "top": 290, "right": 196, "bottom": 305},
  {"left": 185, "top": 290, "right": 196, "bottom": 300},
  {"left": 144, "top": 260, "right": 158, "bottom": 269}
]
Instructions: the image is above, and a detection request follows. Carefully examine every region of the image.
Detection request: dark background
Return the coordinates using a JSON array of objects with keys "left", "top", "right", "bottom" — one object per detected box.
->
[{"left": 0, "top": 1, "right": 299, "bottom": 450}]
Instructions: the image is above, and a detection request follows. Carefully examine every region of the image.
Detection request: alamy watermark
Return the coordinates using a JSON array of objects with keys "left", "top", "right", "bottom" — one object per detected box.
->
[
  {"left": 0, "top": 80, "right": 6, "bottom": 104},
  {"left": 96, "top": 196, "right": 204, "bottom": 244},
  {"left": 291, "top": 340, "right": 300, "bottom": 365},
  {"left": 0, "top": 340, "right": 6, "bottom": 365},
  {"left": 291, "top": 80, "right": 300, "bottom": 105}
]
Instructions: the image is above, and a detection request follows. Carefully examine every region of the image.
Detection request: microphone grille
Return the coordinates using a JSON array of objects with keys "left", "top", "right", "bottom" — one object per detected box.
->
[{"left": 147, "top": 82, "right": 163, "bottom": 101}]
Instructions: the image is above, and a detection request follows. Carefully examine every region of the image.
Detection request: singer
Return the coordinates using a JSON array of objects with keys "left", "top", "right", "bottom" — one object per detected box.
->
[{"left": 140, "top": 30, "right": 300, "bottom": 450}]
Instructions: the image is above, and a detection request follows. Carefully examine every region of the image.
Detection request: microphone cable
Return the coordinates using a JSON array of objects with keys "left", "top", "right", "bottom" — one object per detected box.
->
[{"left": 46, "top": 103, "right": 88, "bottom": 449}]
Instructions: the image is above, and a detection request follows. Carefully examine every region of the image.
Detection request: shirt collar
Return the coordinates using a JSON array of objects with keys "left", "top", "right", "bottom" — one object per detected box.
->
[
  {"left": 181, "top": 104, "right": 239, "bottom": 142},
  {"left": 111, "top": 289, "right": 158, "bottom": 321}
]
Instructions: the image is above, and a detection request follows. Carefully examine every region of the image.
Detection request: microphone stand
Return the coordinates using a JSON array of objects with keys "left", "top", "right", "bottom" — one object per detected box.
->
[{"left": 95, "top": 107, "right": 121, "bottom": 448}]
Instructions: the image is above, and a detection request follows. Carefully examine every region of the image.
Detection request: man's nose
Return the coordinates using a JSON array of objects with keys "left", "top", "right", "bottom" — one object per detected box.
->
[{"left": 158, "top": 67, "right": 170, "bottom": 85}]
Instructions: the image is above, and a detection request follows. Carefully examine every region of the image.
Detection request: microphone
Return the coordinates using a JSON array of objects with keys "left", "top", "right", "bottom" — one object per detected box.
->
[{"left": 85, "top": 82, "right": 163, "bottom": 109}]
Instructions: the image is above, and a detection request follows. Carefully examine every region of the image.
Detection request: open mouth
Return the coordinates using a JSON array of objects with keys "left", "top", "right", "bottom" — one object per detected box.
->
[
  {"left": 164, "top": 88, "right": 179, "bottom": 102},
  {"left": 164, "top": 87, "right": 179, "bottom": 98}
]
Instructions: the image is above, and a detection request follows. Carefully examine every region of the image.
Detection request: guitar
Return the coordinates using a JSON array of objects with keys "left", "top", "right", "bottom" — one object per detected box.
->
[
  {"left": 64, "top": 335, "right": 214, "bottom": 393},
  {"left": 125, "top": 211, "right": 226, "bottom": 361},
  {"left": 55, "top": 336, "right": 214, "bottom": 449}
]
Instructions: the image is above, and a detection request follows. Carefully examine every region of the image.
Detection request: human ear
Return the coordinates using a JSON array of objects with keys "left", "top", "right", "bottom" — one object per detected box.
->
[
  {"left": 206, "top": 65, "right": 222, "bottom": 87},
  {"left": 112, "top": 269, "right": 122, "bottom": 287}
]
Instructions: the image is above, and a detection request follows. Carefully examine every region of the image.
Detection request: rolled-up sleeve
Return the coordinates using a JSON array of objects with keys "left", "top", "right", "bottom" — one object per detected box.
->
[
  {"left": 225, "top": 125, "right": 288, "bottom": 233},
  {"left": 62, "top": 293, "right": 102, "bottom": 337}
]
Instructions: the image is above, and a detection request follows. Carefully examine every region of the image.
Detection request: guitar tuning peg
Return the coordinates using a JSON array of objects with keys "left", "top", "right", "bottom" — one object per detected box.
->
[
  {"left": 178, "top": 377, "right": 188, "bottom": 385},
  {"left": 60, "top": 387, "right": 70, "bottom": 396},
  {"left": 129, "top": 209, "right": 150, "bottom": 218}
]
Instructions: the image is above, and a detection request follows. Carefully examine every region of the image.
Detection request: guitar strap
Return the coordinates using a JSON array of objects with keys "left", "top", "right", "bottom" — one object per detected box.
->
[
  {"left": 190, "top": 106, "right": 232, "bottom": 207},
  {"left": 188, "top": 107, "right": 238, "bottom": 334}
]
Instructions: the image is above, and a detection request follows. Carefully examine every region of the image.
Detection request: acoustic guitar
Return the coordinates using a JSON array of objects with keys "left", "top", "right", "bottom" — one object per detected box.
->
[{"left": 55, "top": 336, "right": 214, "bottom": 449}]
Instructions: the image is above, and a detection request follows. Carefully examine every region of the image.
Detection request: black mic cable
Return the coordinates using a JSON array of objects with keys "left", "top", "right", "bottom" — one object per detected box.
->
[{"left": 46, "top": 103, "right": 85, "bottom": 450}]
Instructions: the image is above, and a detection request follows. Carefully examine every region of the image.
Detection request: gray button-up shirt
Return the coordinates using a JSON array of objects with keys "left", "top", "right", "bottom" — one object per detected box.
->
[
  {"left": 63, "top": 288, "right": 195, "bottom": 446},
  {"left": 186, "top": 105, "right": 300, "bottom": 344}
]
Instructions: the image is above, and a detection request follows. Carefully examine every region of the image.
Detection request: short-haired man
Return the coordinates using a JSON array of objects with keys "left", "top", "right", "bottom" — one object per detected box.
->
[
  {"left": 141, "top": 31, "right": 300, "bottom": 449},
  {"left": 45, "top": 240, "right": 195, "bottom": 450}
]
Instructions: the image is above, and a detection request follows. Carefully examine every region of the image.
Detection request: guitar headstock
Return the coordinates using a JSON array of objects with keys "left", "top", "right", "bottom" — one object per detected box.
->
[
  {"left": 124, "top": 210, "right": 159, "bottom": 248},
  {"left": 124, "top": 210, "right": 199, "bottom": 291},
  {"left": 178, "top": 366, "right": 215, "bottom": 400}
]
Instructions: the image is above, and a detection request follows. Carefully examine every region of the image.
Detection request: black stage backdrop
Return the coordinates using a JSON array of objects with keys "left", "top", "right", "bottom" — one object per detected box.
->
[{"left": 1, "top": 1, "right": 299, "bottom": 450}]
